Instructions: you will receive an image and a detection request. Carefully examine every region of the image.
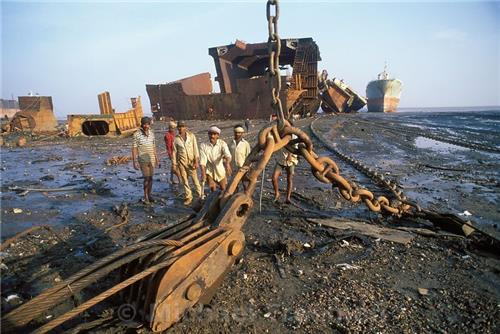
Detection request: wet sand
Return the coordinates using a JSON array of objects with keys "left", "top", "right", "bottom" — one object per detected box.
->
[{"left": 1, "top": 112, "right": 499, "bottom": 333}]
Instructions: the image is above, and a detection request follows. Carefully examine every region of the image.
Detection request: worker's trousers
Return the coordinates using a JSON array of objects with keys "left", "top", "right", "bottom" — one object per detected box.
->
[{"left": 178, "top": 164, "right": 202, "bottom": 200}]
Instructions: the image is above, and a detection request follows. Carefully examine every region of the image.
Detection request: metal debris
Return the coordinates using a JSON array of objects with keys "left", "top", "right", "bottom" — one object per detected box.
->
[
  {"left": 67, "top": 92, "right": 143, "bottom": 137},
  {"left": 105, "top": 155, "right": 131, "bottom": 166}
]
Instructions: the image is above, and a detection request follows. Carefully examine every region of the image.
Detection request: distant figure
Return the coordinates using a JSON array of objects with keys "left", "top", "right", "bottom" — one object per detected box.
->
[
  {"left": 207, "top": 106, "right": 215, "bottom": 119},
  {"left": 132, "top": 117, "right": 159, "bottom": 204},
  {"left": 244, "top": 118, "right": 251, "bottom": 132},
  {"left": 272, "top": 133, "right": 298, "bottom": 204},
  {"left": 172, "top": 121, "right": 202, "bottom": 205},
  {"left": 164, "top": 121, "right": 180, "bottom": 185},
  {"left": 200, "top": 126, "right": 232, "bottom": 192}
]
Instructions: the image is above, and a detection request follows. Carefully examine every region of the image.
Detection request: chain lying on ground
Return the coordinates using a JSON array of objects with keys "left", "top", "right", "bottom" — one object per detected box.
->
[
  {"left": 355, "top": 118, "right": 500, "bottom": 153},
  {"left": 310, "top": 116, "right": 409, "bottom": 203},
  {"left": 308, "top": 116, "right": 500, "bottom": 245}
]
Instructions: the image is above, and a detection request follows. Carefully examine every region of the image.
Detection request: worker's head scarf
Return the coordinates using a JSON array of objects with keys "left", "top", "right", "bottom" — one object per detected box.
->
[{"left": 208, "top": 125, "right": 221, "bottom": 134}]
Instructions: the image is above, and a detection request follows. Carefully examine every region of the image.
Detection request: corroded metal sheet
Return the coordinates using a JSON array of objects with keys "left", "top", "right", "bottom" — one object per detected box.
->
[{"left": 147, "top": 38, "right": 321, "bottom": 120}]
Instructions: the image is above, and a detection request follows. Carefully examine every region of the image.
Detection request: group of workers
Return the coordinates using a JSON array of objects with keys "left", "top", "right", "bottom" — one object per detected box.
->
[{"left": 132, "top": 116, "right": 297, "bottom": 206}]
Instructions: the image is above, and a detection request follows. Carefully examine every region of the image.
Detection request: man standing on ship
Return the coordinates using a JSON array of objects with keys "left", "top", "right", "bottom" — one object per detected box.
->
[
  {"left": 164, "top": 121, "right": 180, "bottom": 185},
  {"left": 172, "top": 121, "right": 202, "bottom": 205},
  {"left": 229, "top": 124, "right": 251, "bottom": 189},
  {"left": 132, "top": 117, "right": 159, "bottom": 204},
  {"left": 200, "top": 126, "right": 232, "bottom": 192}
]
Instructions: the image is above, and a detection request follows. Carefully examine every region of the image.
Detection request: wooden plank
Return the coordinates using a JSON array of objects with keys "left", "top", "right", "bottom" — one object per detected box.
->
[{"left": 307, "top": 218, "right": 414, "bottom": 245}]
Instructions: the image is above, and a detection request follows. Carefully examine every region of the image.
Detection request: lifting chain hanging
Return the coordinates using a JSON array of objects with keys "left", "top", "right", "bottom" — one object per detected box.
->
[
  {"left": 266, "top": 0, "right": 285, "bottom": 129},
  {"left": 261, "top": 0, "right": 409, "bottom": 216}
]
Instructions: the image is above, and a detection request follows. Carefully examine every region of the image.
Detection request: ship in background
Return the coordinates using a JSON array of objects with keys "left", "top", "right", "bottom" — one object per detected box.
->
[{"left": 366, "top": 64, "right": 403, "bottom": 113}]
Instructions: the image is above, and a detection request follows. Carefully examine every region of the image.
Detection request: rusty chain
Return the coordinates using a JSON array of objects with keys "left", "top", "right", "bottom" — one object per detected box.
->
[
  {"left": 266, "top": 0, "right": 285, "bottom": 128},
  {"left": 263, "top": 0, "right": 407, "bottom": 216},
  {"left": 310, "top": 117, "right": 409, "bottom": 203},
  {"left": 222, "top": 120, "right": 410, "bottom": 217}
]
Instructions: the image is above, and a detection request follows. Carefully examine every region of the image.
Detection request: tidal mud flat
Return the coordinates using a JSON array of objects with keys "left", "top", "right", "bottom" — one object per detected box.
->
[{"left": 1, "top": 112, "right": 499, "bottom": 333}]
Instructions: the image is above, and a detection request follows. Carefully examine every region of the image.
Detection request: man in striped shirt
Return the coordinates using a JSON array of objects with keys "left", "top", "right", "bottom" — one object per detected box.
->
[{"left": 132, "top": 117, "right": 159, "bottom": 204}]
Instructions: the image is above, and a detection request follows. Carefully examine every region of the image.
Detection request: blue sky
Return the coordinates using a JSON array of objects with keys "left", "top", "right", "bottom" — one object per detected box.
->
[{"left": 2, "top": 0, "right": 499, "bottom": 117}]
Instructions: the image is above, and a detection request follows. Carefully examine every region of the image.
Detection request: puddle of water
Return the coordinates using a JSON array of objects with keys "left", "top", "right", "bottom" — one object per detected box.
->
[
  {"left": 414, "top": 136, "right": 469, "bottom": 153},
  {"left": 404, "top": 124, "right": 426, "bottom": 130}
]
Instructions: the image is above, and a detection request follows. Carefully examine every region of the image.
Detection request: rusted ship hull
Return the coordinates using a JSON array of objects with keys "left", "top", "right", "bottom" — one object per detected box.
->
[
  {"left": 146, "top": 75, "right": 287, "bottom": 120},
  {"left": 147, "top": 38, "right": 321, "bottom": 120},
  {"left": 366, "top": 97, "right": 400, "bottom": 113},
  {"left": 318, "top": 73, "right": 366, "bottom": 113},
  {"left": 320, "top": 82, "right": 366, "bottom": 113},
  {"left": 8, "top": 96, "right": 58, "bottom": 133},
  {"left": 67, "top": 93, "right": 143, "bottom": 137}
]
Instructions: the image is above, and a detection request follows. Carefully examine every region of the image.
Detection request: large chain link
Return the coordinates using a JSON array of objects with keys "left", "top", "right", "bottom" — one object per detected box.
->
[
  {"left": 263, "top": 0, "right": 406, "bottom": 216},
  {"left": 266, "top": 0, "right": 285, "bottom": 129}
]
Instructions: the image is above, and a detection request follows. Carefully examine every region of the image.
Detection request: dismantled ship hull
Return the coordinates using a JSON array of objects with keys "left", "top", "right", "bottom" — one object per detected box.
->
[
  {"left": 366, "top": 65, "right": 402, "bottom": 113},
  {"left": 8, "top": 96, "right": 58, "bottom": 133},
  {"left": 67, "top": 92, "right": 143, "bottom": 137},
  {"left": 319, "top": 74, "right": 366, "bottom": 113},
  {"left": 146, "top": 38, "right": 321, "bottom": 120}
]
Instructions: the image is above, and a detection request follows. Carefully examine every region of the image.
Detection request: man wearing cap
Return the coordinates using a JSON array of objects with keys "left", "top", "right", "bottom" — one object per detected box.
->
[
  {"left": 229, "top": 124, "right": 251, "bottom": 172},
  {"left": 132, "top": 117, "right": 159, "bottom": 204},
  {"left": 164, "top": 121, "right": 180, "bottom": 185},
  {"left": 200, "top": 126, "right": 232, "bottom": 192},
  {"left": 172, "top": 121, "right": 202, "bottom": 205}
]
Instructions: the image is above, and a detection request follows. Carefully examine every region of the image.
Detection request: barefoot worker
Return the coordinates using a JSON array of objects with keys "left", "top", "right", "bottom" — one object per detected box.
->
[
  {"left": 172, "top": 121, "right": 202, "bottom": 205},
  {"left": 200, "top": 125, "right": 232, "bottom": 192},
  {"left": 132, "top": 116, "right": 159, "bottom": 204},
  {"left": 272, "top": 134, "right": 298, "bottom": 204}
]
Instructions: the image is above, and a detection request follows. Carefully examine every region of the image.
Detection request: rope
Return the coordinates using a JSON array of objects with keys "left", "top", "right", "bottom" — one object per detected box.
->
[
  {"left": 3, "top": 239, "right": 183, "bottom": 330},
  {"left": 33, "top": 256, "right": 181, "bottom": 334}
]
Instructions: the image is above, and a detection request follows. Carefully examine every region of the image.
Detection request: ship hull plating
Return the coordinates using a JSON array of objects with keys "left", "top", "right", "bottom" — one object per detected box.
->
[
  {"left": 366, "top": 97, "right": 400, "bottom": 113},
  {"left": 366, "top": 78, "right": 402, "bottom": 113}
]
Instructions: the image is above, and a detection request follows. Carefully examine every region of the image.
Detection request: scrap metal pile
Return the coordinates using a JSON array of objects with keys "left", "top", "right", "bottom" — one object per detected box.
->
[
  {"left": 67, "top": 92, "right": 144, "bottom": 137},
  {"left": 2, "top": 96, "right": 58, "bottom": 133}
]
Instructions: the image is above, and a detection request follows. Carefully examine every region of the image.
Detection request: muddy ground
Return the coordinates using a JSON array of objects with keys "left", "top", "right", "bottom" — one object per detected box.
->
[{"left": 1, "top": 112, "right": 499, "bottom": 333}]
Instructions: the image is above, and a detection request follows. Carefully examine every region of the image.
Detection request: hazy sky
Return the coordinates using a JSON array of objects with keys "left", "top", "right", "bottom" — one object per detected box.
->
[{"left": 2, "top": 0, "right": 499, "bottom": 117}]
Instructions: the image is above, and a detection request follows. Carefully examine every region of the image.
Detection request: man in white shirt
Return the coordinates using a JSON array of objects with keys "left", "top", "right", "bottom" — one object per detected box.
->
[
  {"left": 229, "top": 124, "right": 251, "bottom": 190},
  {"left": 229, "top": 125, "right": 251, "bottom": 170},
  {"left": 200, "top": 126, "right": 232, "bottom": 192}
]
